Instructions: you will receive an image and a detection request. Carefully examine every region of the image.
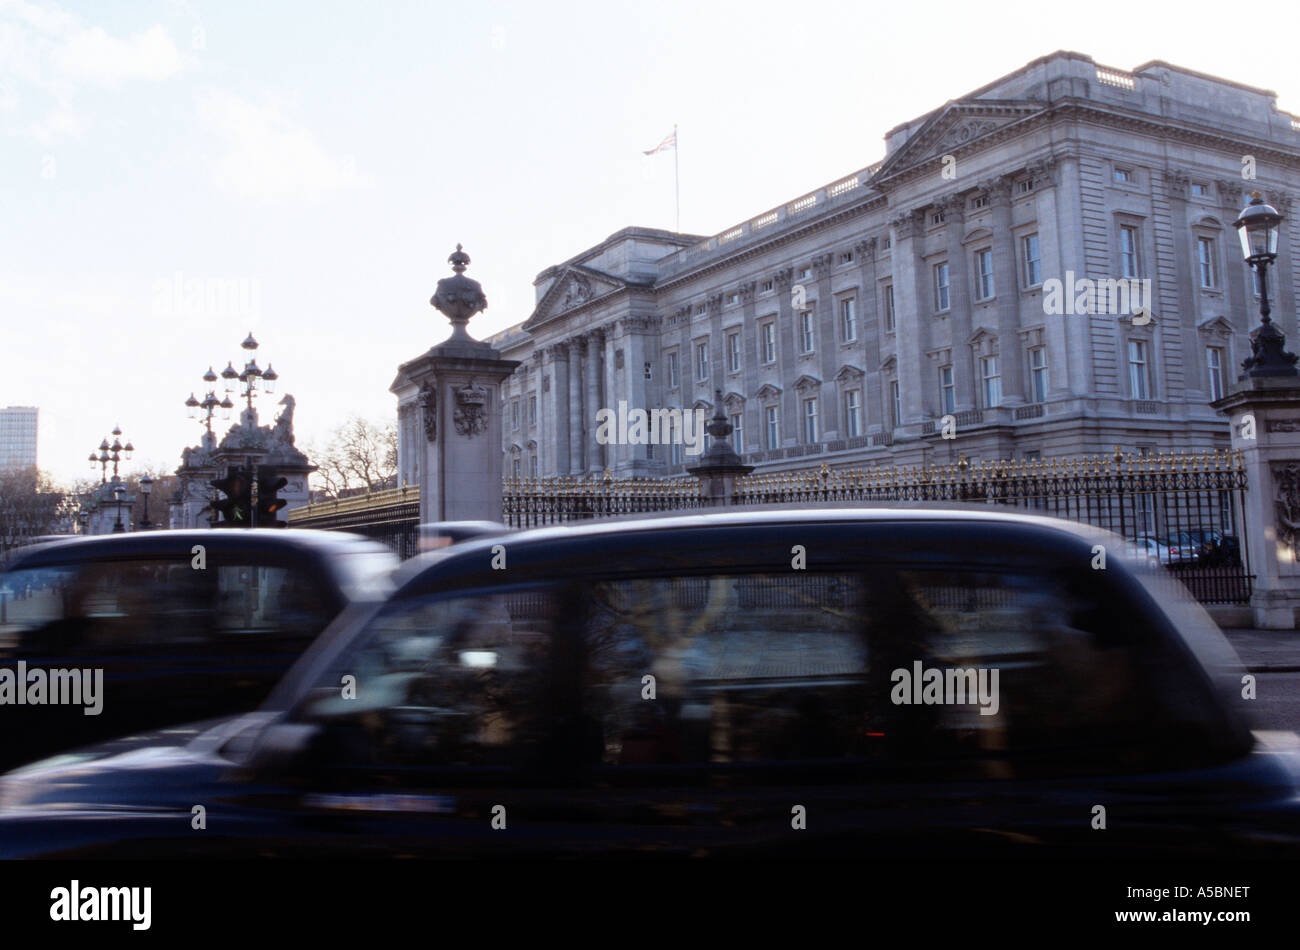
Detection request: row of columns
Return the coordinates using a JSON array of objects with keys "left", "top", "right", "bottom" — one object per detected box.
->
[{"left": 540, "top": 328, "right": 607, "bottom": 476}]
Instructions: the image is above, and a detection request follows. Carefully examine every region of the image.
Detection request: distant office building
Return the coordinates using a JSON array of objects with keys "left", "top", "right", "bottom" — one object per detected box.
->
[{"left": 0, "top": 407, "right": 38, "bottom": 472}]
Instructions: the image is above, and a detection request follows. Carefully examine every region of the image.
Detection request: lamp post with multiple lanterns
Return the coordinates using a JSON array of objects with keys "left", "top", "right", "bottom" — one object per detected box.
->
[
  {"left": 193, "top": 332, "right": 282, "bottom": 528},
  {"left": 87, "top": 426, "right": 133, "bottom": 484},
  {"left": 184, "top": 366, "right": 235, "bottom": 438},
  {"left": 218, "top": 332, "right": 278, "bottom": 421}
]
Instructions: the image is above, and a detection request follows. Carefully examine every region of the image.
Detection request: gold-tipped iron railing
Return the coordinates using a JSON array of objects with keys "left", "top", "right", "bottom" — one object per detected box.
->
[
  {"left": 502, "top": 472, "right": 705, "bottom": 529},
  {"left": 732, "top": 447, "right": 1247, "bottom": 506}
]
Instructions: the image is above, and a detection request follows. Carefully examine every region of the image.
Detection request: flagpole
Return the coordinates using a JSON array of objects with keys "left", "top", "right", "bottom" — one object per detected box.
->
[{"left": 674, "top": 123, "right": 679, "bottom": 233}]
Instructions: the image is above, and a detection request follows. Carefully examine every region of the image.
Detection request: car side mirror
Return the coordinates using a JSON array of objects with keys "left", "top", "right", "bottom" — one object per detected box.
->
[{"left": 247, "top": 721, "right": 323, "bottom": 774}]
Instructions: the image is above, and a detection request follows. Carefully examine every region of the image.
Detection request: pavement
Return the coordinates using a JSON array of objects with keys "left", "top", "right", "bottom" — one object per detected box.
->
[{"left": 1221, "top": 628, "right": 1300, "bottom": 673}]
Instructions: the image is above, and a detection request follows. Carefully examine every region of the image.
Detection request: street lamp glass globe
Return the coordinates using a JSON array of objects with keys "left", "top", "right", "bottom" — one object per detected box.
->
[
  {"left": 124, "top": 442, "right": 134, "bottom": 460},
  {"left": 1233, "top": 193, "right": 1282, "bottom": 264}
]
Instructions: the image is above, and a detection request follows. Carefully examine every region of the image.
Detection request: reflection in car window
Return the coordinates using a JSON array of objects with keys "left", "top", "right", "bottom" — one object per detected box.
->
[
  {"left": 0, "top": 566, "right": 80, "bottom": 654},
  {"left": 580, "top": 568, "right": 1219, "bottom": 780},
  {"left": 0, "top": 559, "right": 335, "bottom": 653},
  {"left": 299, "top": 587, "right": 556, "bottom": 769}
]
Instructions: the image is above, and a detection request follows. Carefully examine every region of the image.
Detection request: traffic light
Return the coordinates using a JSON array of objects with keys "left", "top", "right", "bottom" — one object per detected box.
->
[
  {"left": 255, "top": 466, "right": 289, "bottom": 527},
  {"left": 209, "top": 467, "right": 252, "bottom": 527}
]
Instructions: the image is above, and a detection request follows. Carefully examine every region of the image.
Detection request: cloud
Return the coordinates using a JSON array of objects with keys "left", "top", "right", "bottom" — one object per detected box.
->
[
  {"left": 25, "top": 108, "right": 85, "bottom": 142},
  {"left": 0, "top": 4, "right": 187, "bottom": 142},
  {"left": 50, "top": 23, "right": 185, "bottom": 84},
  {"left": 196, "top": 87, "right": 369, "bottom": 203}
]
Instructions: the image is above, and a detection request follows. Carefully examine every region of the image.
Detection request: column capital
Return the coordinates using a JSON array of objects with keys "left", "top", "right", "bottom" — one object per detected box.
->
[
  {"left": 981, "top": 175, "right": 1015, "bottom": 207},
  {"left": 1216, "top": 178, "right": 1246, "bottom": 210},
  {"left": 1162, "top": 168, "right": 1191, "bottom": 200},
  {"left": 853, "top": 236, "right": 877, "bottom": 262}
]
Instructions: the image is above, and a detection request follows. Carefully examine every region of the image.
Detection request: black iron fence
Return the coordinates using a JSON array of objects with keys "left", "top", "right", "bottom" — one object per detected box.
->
[
  {"left": 732, "top": 449, "right": 1252, "bottom": 604},
  {"left": 286, "top": 449, "right": 1253, "bottom": 606}
]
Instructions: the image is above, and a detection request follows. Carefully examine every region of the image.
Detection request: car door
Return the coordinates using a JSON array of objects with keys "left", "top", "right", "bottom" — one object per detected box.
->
[
  {"left": 561, "top": 520, "right": 1263, "bottom": 858},
  {"left": 246, "top": 581, "right": 580, "bottom": 858}
]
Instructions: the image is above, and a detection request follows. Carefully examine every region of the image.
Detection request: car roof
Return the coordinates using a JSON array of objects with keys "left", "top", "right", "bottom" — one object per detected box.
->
[
  {"left": 391, "top": 503, "right": 1116, "bottom": 594},
  {"left": 2, "top": 528, "right": 389, "bottom": 569}
]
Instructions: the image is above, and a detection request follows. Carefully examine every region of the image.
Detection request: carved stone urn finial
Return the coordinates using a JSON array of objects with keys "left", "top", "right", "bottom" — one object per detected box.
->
[{"left": 431, "top": 244, "right": 488, "bottom": 343}]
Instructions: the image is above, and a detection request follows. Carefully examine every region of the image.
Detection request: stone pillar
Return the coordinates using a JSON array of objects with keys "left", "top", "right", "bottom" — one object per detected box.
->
[
  {"left": 942, "top": 197, "right": 976, "bottom": 411},
  {"left": 1163, "top": 170, "right": 1204, "bottom": 402},
  {"left": 1215, "top": 281, "right": 1300, "bottom": 628},
  {"left": 584, "top": 328, "right": 604, "bottom": 473},
  {"left": 813, "top": 254, "right": 839, "bottom": 436},
  {"left": 392, "top": 245, "right": 519, "bottom": 524},
  {"left": 618, "top": 314, "right": 658, "bottom": 475},
  {"left": 855, "top": 238, "right": 883, "bottom": 434},
  {"left": 567, "top": 337, "right": 585, "bottom": 475},
  {"left": 775, "top": 267, "right": 797, "bottom": 446},
  {"left": 894, "top": 209, "right": 929, "bottom": 425},
  {"left": 544, "top": 344, "right": 568, "bottom": 477},
  {"left": 988, "top": 178, "right": 1025, "bottom": 404}
]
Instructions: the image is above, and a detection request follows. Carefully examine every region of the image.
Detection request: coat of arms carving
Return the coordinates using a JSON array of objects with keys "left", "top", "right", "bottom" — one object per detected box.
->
[
  {"left": 453, "top": 380, "right": 489, "bottom": 437},
  {"left": 1274, "top": 461, "right": 1300, "bottom": 556}
]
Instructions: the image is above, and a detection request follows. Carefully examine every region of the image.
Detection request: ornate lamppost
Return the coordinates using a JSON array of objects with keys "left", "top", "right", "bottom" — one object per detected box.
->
[
  {"left": 185, "top": 366, "right": 235, "bottom": 437},
  {"left": 111, "top": 482, "right": 126, "bottom": 533},
  {"left": 1234, "top": 191, "right": 1296, "bottom": 378},
  {"left": 219, "top": 332, "right": 278, "bottom": 421},
  {"left": 139, "top": 475, "right": 154, "bottom": 530},
  {"left": 88, "top": 425, "right": 134, "bottom": 483}
]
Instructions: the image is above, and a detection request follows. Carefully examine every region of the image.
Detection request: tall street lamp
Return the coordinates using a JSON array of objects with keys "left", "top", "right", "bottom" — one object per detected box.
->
[
  {"left": 1234, "top": 191, "right": 1297, "bottom": 378},
  {"left": 185, "top": 366, "right": 235, "bottom": 437},
  {"left": 89, "top": 425, "right": 134, "bottom": 484},
  {"left": 112, "top": 482, "right": 126, "bottom": 533},
  {"left": 219, "top": 332, "right": 278, "bottom": 421},
  {"left": 139, "top": 475, "right": 154, "bottom": 530}
]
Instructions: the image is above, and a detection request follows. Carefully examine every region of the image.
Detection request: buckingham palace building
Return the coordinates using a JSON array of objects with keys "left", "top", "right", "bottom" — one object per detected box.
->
[{"left": 404, "top": 50, "right": 1300, "bottom": 484}]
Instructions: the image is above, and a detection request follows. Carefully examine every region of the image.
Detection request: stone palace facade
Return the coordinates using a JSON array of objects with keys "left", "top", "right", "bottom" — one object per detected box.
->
[{"left": 398, "top": 51, "right": 1300, "bottom": 484}]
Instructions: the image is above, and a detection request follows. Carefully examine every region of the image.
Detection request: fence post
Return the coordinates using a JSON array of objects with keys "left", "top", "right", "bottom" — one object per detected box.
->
[{"left": 687, "top": 391, "right": 754, "bottom": 506}]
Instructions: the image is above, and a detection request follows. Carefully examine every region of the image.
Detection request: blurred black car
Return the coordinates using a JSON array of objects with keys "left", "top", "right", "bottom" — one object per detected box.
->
[
  {"left": 417, "top": 520, "right": 510, "bottom": 553},
  {"left": 0, "top": 529, "right": 397, "bottom": 772},
  {"left": 1175, "top": 529, "right": 1242, "bottom": 567},
  {"left": 0, "top": 508, "right": 1296, "bottom": 860}
]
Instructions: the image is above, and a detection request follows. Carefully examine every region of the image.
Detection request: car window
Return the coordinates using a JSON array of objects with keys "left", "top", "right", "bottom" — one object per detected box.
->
[
  {"left": 1, "top": 558, "right": 335, "bottom": 653},
  {"left": 0, "top": 566, "right": 80, "bottom": 654},
  {"left": 297, "top": 586, "right": 558, "bottom": 771},
  {"left": 582, "top": 573, "right": 872, "bottom": 774},
  {"left": 578, "top": 566, "right": 1225, "bottom": 781},
  {"left": 213, "top": 564, "right": 334, "bottom": 638}
]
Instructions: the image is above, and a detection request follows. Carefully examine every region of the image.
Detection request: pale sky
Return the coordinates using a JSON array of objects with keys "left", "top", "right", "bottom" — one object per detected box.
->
[{"left": 3, "top": 0, "right": 1296, "bottom": 485}]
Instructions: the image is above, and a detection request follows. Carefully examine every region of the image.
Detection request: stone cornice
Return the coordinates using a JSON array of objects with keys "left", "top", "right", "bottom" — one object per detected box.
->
[{"left": 652, "top": 192, "right": 889, "bottom": 294}]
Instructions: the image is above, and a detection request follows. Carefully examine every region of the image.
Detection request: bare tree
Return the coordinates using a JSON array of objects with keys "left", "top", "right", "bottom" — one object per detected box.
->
[
  {"left": 308, "top": 416, "right": 398, "bottom": 499},
  {"left": 0, "top": 467, "right": 74, "bottom": 561}
]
